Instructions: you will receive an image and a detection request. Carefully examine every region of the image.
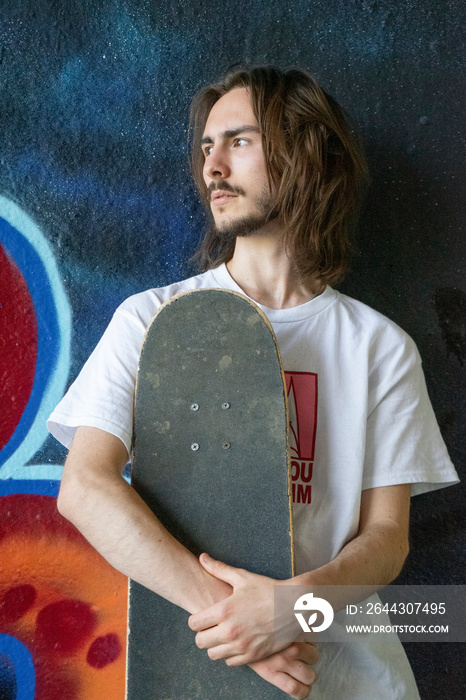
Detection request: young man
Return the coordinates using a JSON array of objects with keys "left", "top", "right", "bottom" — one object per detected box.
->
[{"left": 48, "top": 66, "right": 458, "bottom": 699}]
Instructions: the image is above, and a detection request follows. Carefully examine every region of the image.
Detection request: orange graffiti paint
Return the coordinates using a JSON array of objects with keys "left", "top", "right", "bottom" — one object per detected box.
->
[{"left": 0, "top": 494, "right": 127, "bottom": 699}]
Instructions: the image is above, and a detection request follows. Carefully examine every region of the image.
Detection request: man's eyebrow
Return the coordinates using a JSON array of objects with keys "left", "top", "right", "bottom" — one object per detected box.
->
[{"left": 201, "top": 125, "right": 260, "bottom": 145}]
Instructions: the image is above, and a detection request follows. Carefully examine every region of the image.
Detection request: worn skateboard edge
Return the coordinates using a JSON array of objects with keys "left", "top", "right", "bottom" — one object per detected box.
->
[
  {"left": 124, "top": 578, "right": 131, "bottom": 700},
  {"left": 127, "top": 287, "right": 295, "bottom": 699}
]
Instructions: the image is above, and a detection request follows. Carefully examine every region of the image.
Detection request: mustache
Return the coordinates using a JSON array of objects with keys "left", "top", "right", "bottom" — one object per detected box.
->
[{"left": 207, "top": 181, "right": 245, "bottom": 200}]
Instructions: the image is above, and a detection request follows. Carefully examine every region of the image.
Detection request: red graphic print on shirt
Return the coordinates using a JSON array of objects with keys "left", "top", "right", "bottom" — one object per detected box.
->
[{"left": 285, "top": 372, "right": 318, "bottom": 504}]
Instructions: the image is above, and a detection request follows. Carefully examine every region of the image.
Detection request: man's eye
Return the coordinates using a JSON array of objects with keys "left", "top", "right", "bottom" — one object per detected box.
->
[
  {"left": 235, "top": 138, "right": 248, "bottom": 146},
  {"left": 203, "top": 145, "right": 213, "bottom": 156}
]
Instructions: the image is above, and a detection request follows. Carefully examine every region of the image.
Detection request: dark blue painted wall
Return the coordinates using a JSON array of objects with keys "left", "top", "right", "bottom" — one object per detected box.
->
[{"left": 0, "top": 1, "right": 464, "bottom": 697}]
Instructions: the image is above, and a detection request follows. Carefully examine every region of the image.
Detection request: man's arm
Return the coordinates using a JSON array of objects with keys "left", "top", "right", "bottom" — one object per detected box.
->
[
  {"left": 295, "top": 482, "right": 411, "bottom": 587},
  {"left": 58, "top": 425, "right": 319, "bottom": 699},
  {"left": 58, "top": 426, "right": 232, "bottom": 612},
  {"left": 189, "top": 483, "right": 411, "bottom": 665}
]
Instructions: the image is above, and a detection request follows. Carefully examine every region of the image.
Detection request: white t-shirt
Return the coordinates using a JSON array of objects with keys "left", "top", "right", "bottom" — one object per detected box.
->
[{"left": 48, "top": 263, "right": 458, "bottom": 699}]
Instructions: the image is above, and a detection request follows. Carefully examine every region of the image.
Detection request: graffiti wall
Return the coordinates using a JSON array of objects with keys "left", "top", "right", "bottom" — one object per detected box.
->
[
  {"left": 0, "top": 198, "right": 127, "bottom": 697},
  {"left": 0, "top": 0, "right": 464, "bottom": 697},
  {"left": 0, "top": 495, "right": 127, "bottom": 699}
]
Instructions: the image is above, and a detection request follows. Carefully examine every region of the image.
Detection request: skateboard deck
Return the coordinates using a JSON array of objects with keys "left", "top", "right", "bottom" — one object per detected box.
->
[{"left": 126, "top": 288, "right": 294, "bottom": 699}]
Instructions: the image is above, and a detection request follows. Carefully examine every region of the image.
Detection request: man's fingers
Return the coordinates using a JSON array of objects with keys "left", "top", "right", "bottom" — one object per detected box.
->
[
  {"left": 195, "top": 629, "right": 250, "bottom": 662},
  {"left": 194, "top": 627, "right": 222, "bottom": 650},
  {"left": 194, "top": 620, "right": 247, "bottom": 655},
  {"left": 248, "top": 645, "right": 317, "bottom": 700},
  {"left": 284, "top": 659, "right": 316, "bottom": 688},
  {"left": 268, "top": 647, "right": 317, "bottom": 687},
  {"left": 268, "top": 671, "right": 312, "bottom": 700},
  {"left": 194, "top": 636, "right": 239, "bottom": 661},
  {"left": 249, "top": 661, "right": 313, "bottom": 700},
  {"left": 198, "top": 552, "right": 245, "bottom": 586},
  {"left": 289, "top": 642, "right": 319, "bottom": 665},
  {"left": 188, "top": 604, "right": 221, "bottom": 632}
]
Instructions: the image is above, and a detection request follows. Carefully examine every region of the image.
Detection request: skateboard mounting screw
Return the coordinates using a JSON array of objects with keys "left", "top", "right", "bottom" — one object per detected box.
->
[
  {"left": 191, "top": 403, "right": 199, "bottom": 411},
  {"left": 222, "top": 402, "right": 230, "bottom": 409},
  {"left": 222, "top": 442, "right": 231, "bottom": 450},
  {"left": 191, "top": 443, "right": 200, "bottom": 451}
]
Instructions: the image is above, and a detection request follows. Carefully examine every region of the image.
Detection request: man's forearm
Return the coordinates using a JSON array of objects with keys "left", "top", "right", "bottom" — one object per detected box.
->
[
  {"left": 293, "top": 520, "right": 409, "bottom": 589},
  {"left": 58, "top": 427, "right": 232, "bottom": 613},
  {"left": 290, "top": 483, "right": 412, "bottom": 615}
]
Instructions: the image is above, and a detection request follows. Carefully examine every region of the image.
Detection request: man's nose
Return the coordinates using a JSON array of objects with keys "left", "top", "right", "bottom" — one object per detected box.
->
[{"left": 204, "top": 147, "right": 231, "bottom": 181}]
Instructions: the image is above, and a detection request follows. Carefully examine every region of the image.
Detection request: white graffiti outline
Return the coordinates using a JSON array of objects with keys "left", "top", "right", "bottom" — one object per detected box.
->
[{"left": 0, "top": 195, "right": 71, "bottom": 481}]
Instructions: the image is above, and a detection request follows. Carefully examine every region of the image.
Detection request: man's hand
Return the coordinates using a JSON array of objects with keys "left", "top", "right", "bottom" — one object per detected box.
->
[
  {"left": 249, "top": 642, "right": 318, "bottom": 699},
  {"left": 188, "top": 553, "right": 298, "bottom": 665}
]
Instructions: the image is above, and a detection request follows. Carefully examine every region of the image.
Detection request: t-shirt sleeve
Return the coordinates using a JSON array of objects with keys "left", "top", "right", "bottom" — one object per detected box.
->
[
  {"left": 361, "top": 333, "right": 459, "bottom": 496},
  {"left": 47, "top": 298, "right": 150, "bottom": 455}
]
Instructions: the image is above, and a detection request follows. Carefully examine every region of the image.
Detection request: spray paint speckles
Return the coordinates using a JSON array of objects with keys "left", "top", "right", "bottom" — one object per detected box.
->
[{"left": 434, "top": 288, "right": 466, "bottom": 366}]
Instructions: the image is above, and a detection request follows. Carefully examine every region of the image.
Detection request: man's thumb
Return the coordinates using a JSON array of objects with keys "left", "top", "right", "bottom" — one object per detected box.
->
[{"left": 199, "top": 553, "right": 240, "bottom": 584}]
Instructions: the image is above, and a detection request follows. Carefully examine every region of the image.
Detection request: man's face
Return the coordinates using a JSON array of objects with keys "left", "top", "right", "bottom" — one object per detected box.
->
[{"left": 201, "top": 87, "right": 275, "bottom": 239}]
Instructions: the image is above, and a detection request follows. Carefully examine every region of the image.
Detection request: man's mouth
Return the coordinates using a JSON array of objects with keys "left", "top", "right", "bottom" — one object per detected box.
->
[
  {"left": 208, "top": 181, "right": 244, "bottom": 205},
  {"left": 211, "top": 190, "right": 239, "bottom": 206}
]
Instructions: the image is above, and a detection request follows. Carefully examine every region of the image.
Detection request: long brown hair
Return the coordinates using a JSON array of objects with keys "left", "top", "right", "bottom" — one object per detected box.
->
[{"left": 189, "top": 65, "right": 369, "bottom": 286}]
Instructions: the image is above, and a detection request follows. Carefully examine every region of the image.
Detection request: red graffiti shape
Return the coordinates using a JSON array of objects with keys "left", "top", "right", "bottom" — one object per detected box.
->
[
  {"left": 0, "top": 244, "right": 38, "bottom": 449},
  {"left": 36, "top": 599, "right": 97, "bottom": 654},
  {"left": 0, "top": 584, "right": 37, "bottom": 623},
  {"left": 0, "top": 495, "right": 127, "bottom": 698},
  {"left": 87, "top": 633, "right": 122, "bottom": 669}
]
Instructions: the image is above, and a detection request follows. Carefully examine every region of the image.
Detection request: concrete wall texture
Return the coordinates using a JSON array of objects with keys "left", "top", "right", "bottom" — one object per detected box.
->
[{"left": 0, "top": 1, "right": 464, "bottom": 698}]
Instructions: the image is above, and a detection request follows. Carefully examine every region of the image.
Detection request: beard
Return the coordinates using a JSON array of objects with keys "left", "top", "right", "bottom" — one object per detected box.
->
[{"left": 212, "top": 188, "right": 278, "bottom": 242}]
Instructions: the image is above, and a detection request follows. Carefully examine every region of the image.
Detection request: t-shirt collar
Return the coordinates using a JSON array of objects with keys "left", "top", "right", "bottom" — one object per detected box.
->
[{"left": 210, "top": 263, "right": 337, "bottom": 323}]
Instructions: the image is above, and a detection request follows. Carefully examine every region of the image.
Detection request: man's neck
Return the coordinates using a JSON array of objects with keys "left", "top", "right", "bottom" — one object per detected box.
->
[{"left": 225, "top": 225, "right": 322, "bottom": 310}]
